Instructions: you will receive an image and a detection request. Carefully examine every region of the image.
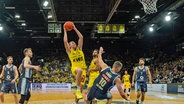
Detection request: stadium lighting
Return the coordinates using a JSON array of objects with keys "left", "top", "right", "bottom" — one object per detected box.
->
[
  {"left": 15, "top": 14, "right": 20, "bottom": 19},
  {"left": 135, "top": 15, "right": 140, "bottom": 19},
  {"left": 47, "top": 14, "right": 52, "bottom": 19},
  {"left": 43, "top": 1, "right": 49, "bottom": 7},
  {"left": 165, "top": 15, "right": 171, "bottom": 22},
  {"left": 21, "top": 23, "right": 26, "bottom": 26},
  {"left": 151, "top": 24, "right": 155, "bottom": 26},
  {"left": 149, "top": 27, "right": 154, "bottom": 32},
  {"left": 0, "top": 24, "right": 3, "bottom": 31},
  {"left": 168, "top": 12, "right": 172, "bottom": 15}
]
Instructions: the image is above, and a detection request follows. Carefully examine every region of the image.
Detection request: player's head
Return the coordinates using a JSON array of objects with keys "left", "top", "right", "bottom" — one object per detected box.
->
[
  {"left": 7, "top": 56, "right": 13, "bottom": 64},
  {"left": 124, "top": 70, "right": 128, "bottom": 75},
  {"left": 69, "top": 41, "right": 77, "bottom": 49},
  {"left": 112, "top": 61, "right": 123, "bottom": 73},
  {"left": 23, "top": 48, "right": 33, "bottom": 58},
  {"left": 92, "top": 49, "right": 99, "bottom": 57},
  {"left": 139, "top": 58, "right": 145, "bottom": 66}
]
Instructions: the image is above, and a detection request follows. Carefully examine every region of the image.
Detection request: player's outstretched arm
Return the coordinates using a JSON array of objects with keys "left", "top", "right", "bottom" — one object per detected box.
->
[
  {"left": 0, "top": 66, "right": 5, "bottom": 79},
  {"left": 73, "top": 24, "right": 83, "bottom": 50},
  {"left": 63, "top": 26, "right": 70, "bottom": 54},
  {"left": 132, "top": 67, "right": 137, "bottom": 86},
  {"left": 115, "top": 78, "right": 128, "bottom": 100},
  {"left": 98, "top": 47, "right": 108, "bottom": 70},
  {"left": 24, "top": 57, "right": 41, "bottom": 71}
]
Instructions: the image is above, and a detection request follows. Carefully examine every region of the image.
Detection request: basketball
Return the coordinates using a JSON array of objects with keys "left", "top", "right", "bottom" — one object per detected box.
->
[{"left": 64, "top": 21, "right": 74, "bottom": 31}]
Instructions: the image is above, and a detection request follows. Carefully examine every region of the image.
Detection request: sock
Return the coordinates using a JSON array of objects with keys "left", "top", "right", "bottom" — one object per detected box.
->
[{"left": 77, "top": 86, "right": 80, "bottom": 91}]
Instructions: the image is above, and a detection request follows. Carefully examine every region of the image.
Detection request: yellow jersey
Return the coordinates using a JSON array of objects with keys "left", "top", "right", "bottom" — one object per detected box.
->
[
  {"left": 123, "top": 74, "right": 130, "bottom": 84},
  {"left": 68, "top": 47, "right": 87, "bottom": 69},
  {"left": 89, "top": 58, "right": 99, "bottom": 77}
]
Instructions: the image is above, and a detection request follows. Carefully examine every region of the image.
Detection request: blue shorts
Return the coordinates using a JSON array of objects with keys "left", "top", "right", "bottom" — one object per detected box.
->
[
  {"left": 18, "top": 78, "right": 31, "bottom": 95},
  {"left": 1, "top": 81, "right": 18, "bottom": 93},
  {"left": 87, "top": 87, "right": 112, "bottom": 101},
  {"left": 136, "top": 82, "right": 147, "bottom": 92}
]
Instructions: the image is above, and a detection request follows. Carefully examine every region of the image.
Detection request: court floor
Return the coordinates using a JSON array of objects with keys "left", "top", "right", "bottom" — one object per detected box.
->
[{"left": 3, "top": 90, "right": 184, "bottom": 104}]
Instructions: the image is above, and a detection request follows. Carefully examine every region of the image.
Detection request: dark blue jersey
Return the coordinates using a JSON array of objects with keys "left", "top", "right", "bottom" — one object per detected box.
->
[
  {"left": 136, "top": 66, "right": 147, "bottom": 82},
  {"left": 93, "top": 67, "right": 119, "bottom": 93},
  {"left": 4, "top": 65, "right": 15, "bottom": 82},
  {"left": 20, "top": 58, "right": 32, "bottom": 78}
]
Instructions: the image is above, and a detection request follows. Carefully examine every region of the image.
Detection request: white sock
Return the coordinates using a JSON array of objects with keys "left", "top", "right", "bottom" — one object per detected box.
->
[{"left": 77, "top": 86, "right": 80, "bottom": 90}]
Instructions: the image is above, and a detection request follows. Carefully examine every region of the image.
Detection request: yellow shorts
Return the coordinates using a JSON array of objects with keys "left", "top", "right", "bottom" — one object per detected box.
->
[
  {"left": 88, "top": 76, "right": 98, "bottom": 88},
  {"left": 124, "top": 83, "right": 131, "bottom": 89},
  {"left": 71, "top": 67, "right": 86, "bottom": 85}
]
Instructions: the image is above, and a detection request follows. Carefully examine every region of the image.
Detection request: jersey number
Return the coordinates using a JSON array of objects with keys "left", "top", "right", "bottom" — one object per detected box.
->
[
  {"left": 99, "top": 77, "right": 107, "bottom": 87},
  {"left": 81, "top": 75, "right": 85, "bottom": 83}
]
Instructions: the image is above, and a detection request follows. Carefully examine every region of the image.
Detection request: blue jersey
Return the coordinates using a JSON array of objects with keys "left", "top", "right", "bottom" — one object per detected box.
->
[
  {"left": 93, "top": 67, "right": 119, "bottom": 93},
  {"left": 136, "top": 66, "right": 147, "bottom": 82},
  {"left": 4, "top": 65, "right": 15, "bottom": 82},
  {"left": 21, "top": 58, "right": 32, "bottom": 78}
]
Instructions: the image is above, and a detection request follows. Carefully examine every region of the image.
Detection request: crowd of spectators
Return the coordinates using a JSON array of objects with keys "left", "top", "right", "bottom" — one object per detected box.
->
[{"left": 0, "top": 48, "right": 183, "bottom": 84}]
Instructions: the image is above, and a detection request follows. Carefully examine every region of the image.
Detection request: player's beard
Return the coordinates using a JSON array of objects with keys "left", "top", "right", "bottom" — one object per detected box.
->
[{"left": 93, "top": 55, "right": 97, "bottom": 57}]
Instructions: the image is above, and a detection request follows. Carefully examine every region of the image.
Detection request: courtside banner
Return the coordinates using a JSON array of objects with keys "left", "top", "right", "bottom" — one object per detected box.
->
[
  {"left": 147, "top": 84, "right": 167, "bottom": 93},
  {"left": 31, "top": 83, "right": 71, "bottom": 90}
]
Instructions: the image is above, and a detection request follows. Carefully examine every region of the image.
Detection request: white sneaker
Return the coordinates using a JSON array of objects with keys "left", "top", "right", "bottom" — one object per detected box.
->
[{"left": 140, "top": 102, "right": 144, "bottom": 104}]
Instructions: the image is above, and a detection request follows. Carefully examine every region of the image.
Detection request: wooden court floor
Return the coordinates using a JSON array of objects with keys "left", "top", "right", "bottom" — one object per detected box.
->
[{"left": 3, "top": 90, "right": 184, "bottom": 104}]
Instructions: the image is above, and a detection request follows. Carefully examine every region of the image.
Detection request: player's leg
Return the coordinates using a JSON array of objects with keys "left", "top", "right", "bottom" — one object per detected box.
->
[
  {"left": 11, "top": 83, "right": 18, "bottom": 104},
  {"left": 140, "top": 92, "right": 145, "bottom": 104},
  {"left": 0, "top": 92, "right": 4, "bottom": 103},
  {"left": 127, "top": 83, "right": 131, "bottom": 100},
  {"left": 106, "top": 97, "right": 112, "bottom": 104},
  {"left": 0, "top": 82, "right": 5, "bottom": 103},
  {"left": 75, "top": 68, "right": 83, "bottom": 99},
  {"left": 140, "top": 83, "right": 147, "bottom": 104},
  {"left": 136, "top": 82, "right": 142, "bottom": 104},
  {"left": 24, "top": 90, "right": 31, "bottom": 104},
  {"left": 18, "top": 78, "right": 30, "bottom": 104},
  {"left": 86, "top": 86, "right": 96, "bottom": 104},
  {"left": 13, "top": 94, "right": 18, "bottom": 104},
  {"left": 127, "top": 88, "right": 131, "bottom": 100}
]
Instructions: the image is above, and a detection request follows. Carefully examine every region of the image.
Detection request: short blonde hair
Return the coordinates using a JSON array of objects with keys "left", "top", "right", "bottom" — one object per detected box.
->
[
  {"left": 112, "top": 61, "right": 122, "bottom": 70},
  {"left": 23, "top": 48, "right": 32, "bottom": 55},
  {"left": 7, "top": 56, "right": 13, "bottom": 60}
]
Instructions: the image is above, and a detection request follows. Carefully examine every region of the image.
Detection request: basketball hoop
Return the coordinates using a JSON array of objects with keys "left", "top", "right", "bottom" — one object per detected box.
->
[{"left": 139, "top": 0, "right": 158, "bottom": 14}]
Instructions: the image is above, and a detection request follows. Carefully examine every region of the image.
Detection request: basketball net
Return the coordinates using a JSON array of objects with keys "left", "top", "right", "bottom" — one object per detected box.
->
[{"left": 139, "top": 0, "right": 158, "bottom": 14}]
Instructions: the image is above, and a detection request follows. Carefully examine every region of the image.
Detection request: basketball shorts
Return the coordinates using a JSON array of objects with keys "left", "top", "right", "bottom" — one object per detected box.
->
[
  {"left": 88, "top": 76, "right": 98, "bottom": 88},
  {"left": 71, "top": 67, "right": 86, "bottom": 85},
  {"left": 87, "top": 87, "right": 112, "bottom": 101},
  {"left": 123, "top": 83, "right": 131, "bottom": 89},
  {"left": 18, "top": 78, "right": 31, "bottom": 95},
  {"left": 136, "top": 82, "right": 147, "bottom": 92},
  {"left": 1, "top": 81, "right": 18, "bottom": 93}
]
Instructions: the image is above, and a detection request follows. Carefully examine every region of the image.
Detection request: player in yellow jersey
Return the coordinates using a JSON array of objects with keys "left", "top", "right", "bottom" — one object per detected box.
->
[
  {"left": 63, "top": 23, "right": 87, "bottom": 103},
  {"left": 122, "top": 70, "right": 131, "bottom": 100},
  {"left": 87, "top": 49, "right": 100, "bottom": 91}
]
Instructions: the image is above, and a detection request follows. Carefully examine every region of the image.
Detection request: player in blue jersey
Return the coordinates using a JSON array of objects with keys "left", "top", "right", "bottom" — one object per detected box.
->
[
  {"left": 0, "top": 56, "right": 19, "bottom": 104},
  {"left": 86, "top": 47, "right": 128, "bottom": 104},
  {"left": 18, "top": 48, "right": 41, "bottom": 104},
  {"left": 132, "top": 58, "right": 152, "bottom": 104}
]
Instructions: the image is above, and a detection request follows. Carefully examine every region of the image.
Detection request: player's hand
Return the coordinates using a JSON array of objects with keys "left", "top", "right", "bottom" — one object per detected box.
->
[
  {"left": 11, "top": 79, "right": 16, "bottom": 84},
  {"left": 99, "top": 47, "right": 104, "bottom": 54},
  {"left": 132, "top": 82, "right": 135, "bottom": 87},
  {"left": 63, "top": 24, "right": 66, "bottom": 31},
  {"left": 73, "top": 23, "right": 76, "bottom": 30},
  {"left": 34, "top": 66, "right": 41, "bottom": 71}
]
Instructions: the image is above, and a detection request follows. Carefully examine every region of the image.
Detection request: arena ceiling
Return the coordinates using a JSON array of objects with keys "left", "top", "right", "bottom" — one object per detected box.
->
[{"left": 0, "top": 0, "right": 184, "bottom": 43}]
